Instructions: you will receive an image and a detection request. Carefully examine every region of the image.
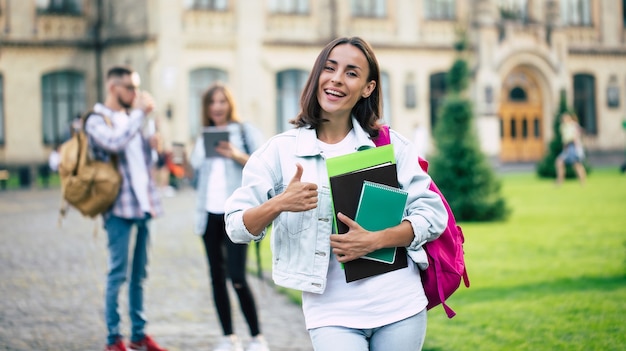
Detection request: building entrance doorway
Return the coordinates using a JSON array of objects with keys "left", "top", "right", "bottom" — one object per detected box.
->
[{"left": 499, "top": 67, "right": 545, "bottom": 162}]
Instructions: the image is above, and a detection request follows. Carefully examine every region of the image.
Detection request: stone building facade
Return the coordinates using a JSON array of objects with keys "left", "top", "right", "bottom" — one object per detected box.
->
[{"left": 0, "top": 0, "right": 625, "bottom": 173}]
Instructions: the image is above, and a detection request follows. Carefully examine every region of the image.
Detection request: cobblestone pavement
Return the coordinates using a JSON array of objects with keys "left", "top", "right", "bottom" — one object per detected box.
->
[{"left": 0, "top": 188, "right": 313, "bottom": 351}]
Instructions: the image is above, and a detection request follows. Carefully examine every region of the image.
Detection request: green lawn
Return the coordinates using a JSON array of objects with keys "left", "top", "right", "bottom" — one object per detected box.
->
[
  {"left": 250, "top": 167, "right": 626, "bottom": 350},
  {"left": 0, "top": 171, "right": 60, "bottom": 190}
]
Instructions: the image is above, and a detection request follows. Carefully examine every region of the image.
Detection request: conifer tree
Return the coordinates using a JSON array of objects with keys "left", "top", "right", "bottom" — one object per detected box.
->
[{"left": 428, "top": 35, "right": 509, "bottom": 222}]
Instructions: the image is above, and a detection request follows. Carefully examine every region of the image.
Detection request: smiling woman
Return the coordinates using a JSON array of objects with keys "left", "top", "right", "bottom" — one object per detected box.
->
[
  {"left": 225, "top": 37, "right": 449, "bottom": 351},
  {"left": 188, "top": 82, "right": 270, "bottom": 351}
]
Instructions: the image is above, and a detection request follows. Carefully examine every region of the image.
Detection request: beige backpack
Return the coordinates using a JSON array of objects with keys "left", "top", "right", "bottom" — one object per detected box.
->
[{"left": 58, "top": 112, "right": 121, "bottom": 219}]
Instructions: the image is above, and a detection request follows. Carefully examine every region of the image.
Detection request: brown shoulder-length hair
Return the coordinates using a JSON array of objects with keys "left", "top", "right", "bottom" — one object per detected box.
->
[
  {"left": 201, "top": 82, "right": 241, "bottom": 127},
  {"left": 290, "top": 37, "right": 382, "bottom": 138}
]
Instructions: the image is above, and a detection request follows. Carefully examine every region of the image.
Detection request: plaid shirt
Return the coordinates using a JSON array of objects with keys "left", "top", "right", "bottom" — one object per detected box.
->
[{"left": 84, "top": 104, "right": 163, "bottom": 219}]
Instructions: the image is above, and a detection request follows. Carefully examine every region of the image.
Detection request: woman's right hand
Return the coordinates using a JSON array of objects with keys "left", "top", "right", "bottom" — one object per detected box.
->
[
  {"left": 278, "top": 163, "right": 318, "bottom": 212},
  {"left": 241, "top": 163, "right": 317, "bottom": 236}
]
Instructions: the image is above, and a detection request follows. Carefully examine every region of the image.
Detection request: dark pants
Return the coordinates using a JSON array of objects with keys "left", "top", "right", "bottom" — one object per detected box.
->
[{"left": 202, "top": 212, "right": 260, "bottom": 337}]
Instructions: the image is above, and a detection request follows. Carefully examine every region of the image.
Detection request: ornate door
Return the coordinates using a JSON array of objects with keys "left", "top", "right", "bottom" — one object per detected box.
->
[{"left": 499, "top": 68, "right": 545, "bottom": 162}]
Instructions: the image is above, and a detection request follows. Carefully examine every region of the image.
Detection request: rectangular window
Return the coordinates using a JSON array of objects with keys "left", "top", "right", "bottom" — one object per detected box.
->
[
  {"left": 188, "top": 68, "right": 228, "bottom": 139},
  {"left": 0, "top": 75, "right": 4, "bottom": 145},
  {"left": 573, "top": 74, "right": 597, "bottom": 135},
  {"left": 424, "top": 0, "right": 456, "bottom": 20},
  {"left": 277, "top": 70, "right": 308, "bottom": 133},
  {"left": 560, "top": 0, "right": 592, "bottom": 26},
  {"left": 269, "top": 0, "right": 309, "bottom": 14},
  {"left": 498, "top": 0, "right": 528, "bottom": 21},
  {"left": 36, "top": 0, "right": 82, "bottom": 15},
  {"left": 185, "top": 0, "right": 228, "bottom": 11},
  {"left": 510, "top": 118, "right": 517, "bottom": 139},
  {"left": 380, "top": 72, "right": 391, "bottom": 124},
  {"left": 429, "top": 72, "right": 447, "bottom": 131},
  {"left": 351, "top": 0, "right": 386, "bottom": 18},
  {"left": 42, "top": 72, "right": 86, "bottom": 145},
  {"left": 533, "top": 118, "right": 541, "bottom": 138}
]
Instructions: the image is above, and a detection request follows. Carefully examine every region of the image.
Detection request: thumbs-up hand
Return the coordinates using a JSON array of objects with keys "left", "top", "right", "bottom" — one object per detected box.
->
[{"left": 279, "top": 163, "right": 318, "bottom": 212}]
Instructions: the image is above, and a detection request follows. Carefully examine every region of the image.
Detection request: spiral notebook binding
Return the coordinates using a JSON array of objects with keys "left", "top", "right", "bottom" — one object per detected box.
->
[{"left": 362, "top": 180, "right": 405, "bottom": 194}]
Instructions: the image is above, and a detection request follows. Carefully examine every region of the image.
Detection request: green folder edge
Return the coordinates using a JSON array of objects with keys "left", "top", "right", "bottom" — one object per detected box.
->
[
  {"left": 325, "top": 145, "right": 397, "bottom": 266},
  {"left": 326, "top": 144, "right": 395, "bottom": 177}
]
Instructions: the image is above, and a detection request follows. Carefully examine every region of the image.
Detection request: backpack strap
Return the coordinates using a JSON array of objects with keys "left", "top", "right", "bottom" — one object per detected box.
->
[
  {"left": 238, "top": 122, "right": 251, "bottom": 155},
  {"left": 83, "top": 111, "right": 119, "bottom": 167},
  {"left": 373, "top": 125, "right": 391, "bottom": 147}
]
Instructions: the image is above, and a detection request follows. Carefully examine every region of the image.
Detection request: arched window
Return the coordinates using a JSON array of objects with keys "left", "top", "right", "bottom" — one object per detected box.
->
[
  {"left": 573, "top": 73, "right": 597, "bottom": 135},
  {"left": 509, "top": 86, "right": 527, "bottom": 101},
  {"left": 41, "top": 71, "right": 86, "bottom": 145},
  {"left": 429, "top": 72, "right": 447, "bottom": 131},
  {"left": 188, "top": 68, "right": 228, "bottom": 139},
  {"left": 276, "top": 69, "right": 308, "bottom": 133}
]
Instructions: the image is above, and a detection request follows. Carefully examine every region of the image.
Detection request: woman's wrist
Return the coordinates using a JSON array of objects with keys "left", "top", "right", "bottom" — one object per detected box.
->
[{"left": 231, "top": 149, "right": 248, "bottom": 165}]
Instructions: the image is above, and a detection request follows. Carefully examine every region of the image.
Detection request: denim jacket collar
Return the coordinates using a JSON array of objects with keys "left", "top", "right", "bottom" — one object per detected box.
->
[{"left": 293, "top": 117, "right": 376, "bottom": 157}]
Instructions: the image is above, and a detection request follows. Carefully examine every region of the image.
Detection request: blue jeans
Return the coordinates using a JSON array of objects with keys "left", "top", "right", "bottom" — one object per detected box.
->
[
  {"left": 104, "top": 214, "right": 151, "bottom": 345},
  {"left": 308, "top": 309, "right": 427, "bottom": 351}
]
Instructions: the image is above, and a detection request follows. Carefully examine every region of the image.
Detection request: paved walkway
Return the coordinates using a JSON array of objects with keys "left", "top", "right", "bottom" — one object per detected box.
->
[{"left": 0, "top": 188, "right": 313, "bottom": 351}]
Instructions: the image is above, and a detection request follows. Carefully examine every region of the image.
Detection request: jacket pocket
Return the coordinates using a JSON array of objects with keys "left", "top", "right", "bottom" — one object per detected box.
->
[{"left": 283, "top": 209, "right": 314, "bottom": 237}]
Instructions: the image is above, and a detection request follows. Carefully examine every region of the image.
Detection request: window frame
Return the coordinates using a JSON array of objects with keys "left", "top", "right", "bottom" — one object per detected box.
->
[
  {"left": 269, "top": 0, "right": 309, "bottom": 15},
  {"left": 429, "top": 72, "right": 448, "bottom": 132},
  {"left": 41, "top": 71, "right": 86, "bottom": 145},
  {"left": 424, "top": 0, "right": 456, "bottom": 20},
  {"left": 188, "top": 68, "right": 229, "bottom": 139},
  {"left": 380, "top": 72, "right": 392, "bottom": 125},
  {"left": 351, "top": 0, "right": 386, "bottom": 18},
  {"left": 573, "top": 73, "right": 597, "bottom": 135},
  {"left": 560, "top": 0, "right": 592, "bottom": 27},
  {"left": 36, "top": 0, "right": 83, "bottom": 16},
  {"left": 185, "top": 0, "right": 228, "bottom": 11},
  {"left": 497, "top": 0, "right": 528, "bottom": 22},
  {"left": 0, "top": 74, "right": 4, "bottom": 145},
  {"left": 276, "top": 69, "right": 308, "bottom": 133}
]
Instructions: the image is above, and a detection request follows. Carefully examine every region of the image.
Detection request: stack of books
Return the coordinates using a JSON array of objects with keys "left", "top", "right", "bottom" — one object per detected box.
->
[{"left": 326, "top": 145, "right": 409, "bottom": 282}]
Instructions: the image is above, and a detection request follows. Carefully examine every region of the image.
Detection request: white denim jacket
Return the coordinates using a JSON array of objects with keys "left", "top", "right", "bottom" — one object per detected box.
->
[
  {"left": 190, "top": 122, "right": 264, "bottom": 235},
  {"left": 225, "top": 118, "right": 448, "bottom": 294}
]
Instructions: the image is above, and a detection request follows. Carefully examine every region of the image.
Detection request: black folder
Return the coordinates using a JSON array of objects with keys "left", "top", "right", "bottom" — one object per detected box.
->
[{"left": 329, "top": 162, "right": 408, "bottom": 282}]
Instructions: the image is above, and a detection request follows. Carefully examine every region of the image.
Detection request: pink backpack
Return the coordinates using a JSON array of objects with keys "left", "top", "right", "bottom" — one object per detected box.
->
[{"left": 374, "top": 125, "right": 470, "bottom": 318}]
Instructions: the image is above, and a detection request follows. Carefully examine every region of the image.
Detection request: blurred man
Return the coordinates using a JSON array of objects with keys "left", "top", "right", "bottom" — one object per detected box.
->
[{"left": 84, "top": 66, "right": 167, "bottom": 351}]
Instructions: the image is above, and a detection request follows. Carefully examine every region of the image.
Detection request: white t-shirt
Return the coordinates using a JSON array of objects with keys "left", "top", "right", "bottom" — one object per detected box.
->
[
  {"left": 302, "top": 129, "right": 427, "bottom": 330},
  {"left": 48, "top": 150, "right": 60, "bottom": 172},
  {"left": 205, "top": 157, "right": 228, "bottom": 214}
]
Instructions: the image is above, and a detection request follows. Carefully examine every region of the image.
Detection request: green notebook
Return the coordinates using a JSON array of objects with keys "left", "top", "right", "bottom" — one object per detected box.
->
[
  {"left": 355, "top": 181, "right": 408, "bottom": 264},
  {"left": 326, "top": 144, "right": 396, "bottom": 234}
]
